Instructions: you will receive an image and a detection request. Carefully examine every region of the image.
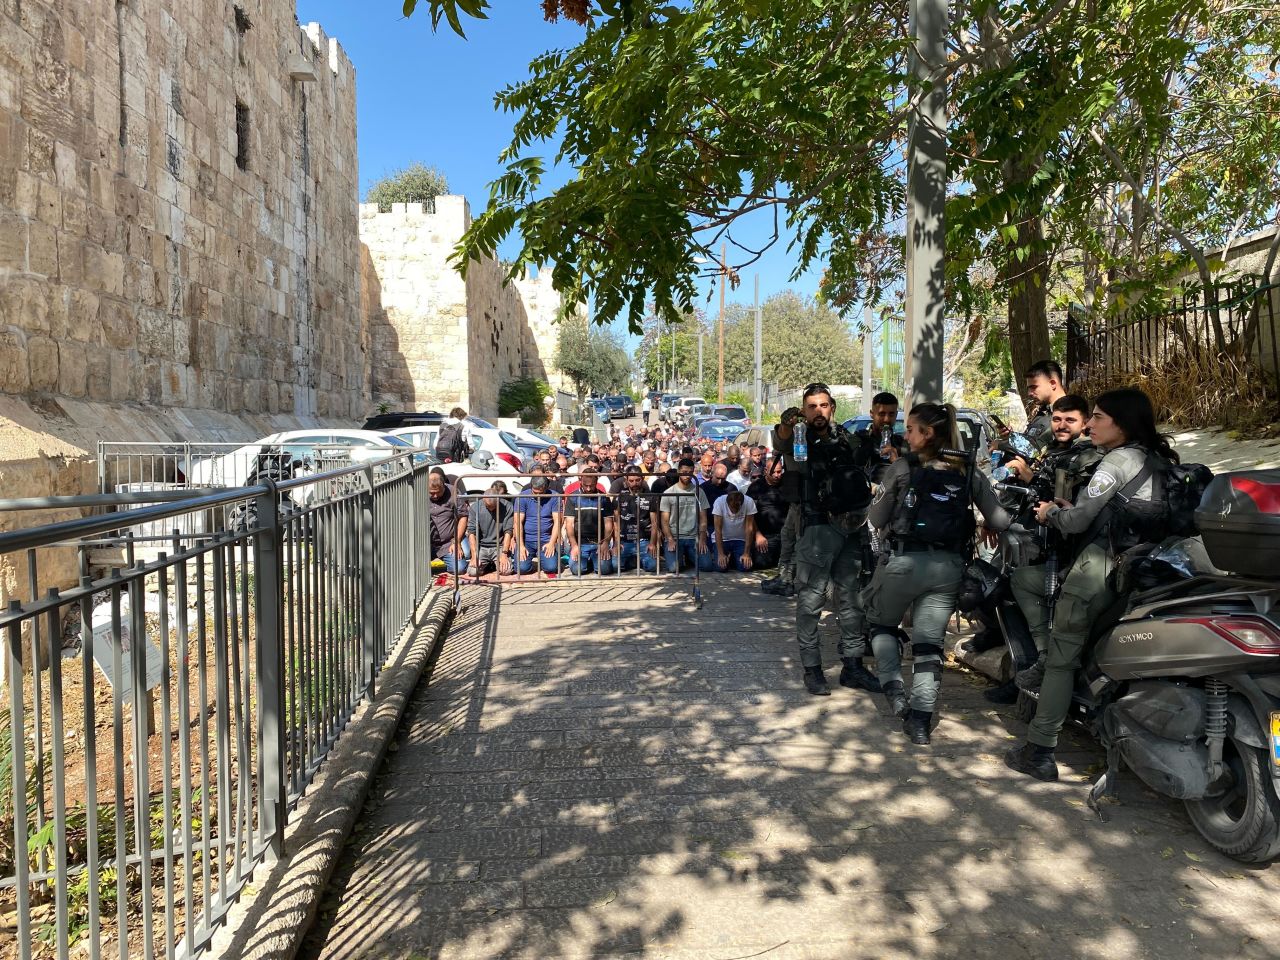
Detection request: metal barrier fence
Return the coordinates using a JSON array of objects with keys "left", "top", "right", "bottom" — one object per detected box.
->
[
  {"left": 0, "top": 452, "right": 433, "bottom": 960},
  {"left": 1065, "top": 280, "right": 1280, "bottom": 409},
  {"left": 435, "top": 474, "right": 756, "bottom": 610}
]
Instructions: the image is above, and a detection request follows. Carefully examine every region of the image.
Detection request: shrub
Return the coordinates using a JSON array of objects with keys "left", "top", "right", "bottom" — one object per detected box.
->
[
  {"left": 365, "top": 163, "right": 449, "bottom": 213},
  {"left": 499, "top": 377, "right": 552, "bottom": 426}
]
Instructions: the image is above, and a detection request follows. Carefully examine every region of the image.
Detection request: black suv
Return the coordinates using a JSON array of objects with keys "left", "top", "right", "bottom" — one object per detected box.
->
[
  {"left": 361, "top": 411, "right": 444, "bottom": 431},
  {"left": 604, "top": 395, "right": 636, "bottom": 418}
]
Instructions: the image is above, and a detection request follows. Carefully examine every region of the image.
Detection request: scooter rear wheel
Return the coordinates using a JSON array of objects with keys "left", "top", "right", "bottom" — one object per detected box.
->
[{"left": 1184, "top": 738, "right": 1280, "bottom": 864}]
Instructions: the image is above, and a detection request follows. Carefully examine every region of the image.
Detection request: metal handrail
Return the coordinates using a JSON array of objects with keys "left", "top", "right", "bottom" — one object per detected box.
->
[{"left": 0, "top": 452, "right": 413, "bottom": 555}]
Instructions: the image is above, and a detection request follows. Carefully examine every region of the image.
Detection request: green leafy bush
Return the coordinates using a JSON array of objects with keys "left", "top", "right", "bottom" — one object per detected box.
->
[{"left": 499, "top": 378, "right": 553, "bottom": 426}]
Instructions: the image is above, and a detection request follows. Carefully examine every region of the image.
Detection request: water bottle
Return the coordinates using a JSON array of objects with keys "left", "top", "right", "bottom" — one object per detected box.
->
[
  {"left": 990, "top": 450, "right": 1002, "bottom": 472},
  {"left": 881, "top": 426, "right": 893, "bottom": 462},
  {"left": 792, "top": 422, "right": 808, "bottom": 462},
  {"left": 992, "top": 464, "right": 1011, "bottom": 482}
]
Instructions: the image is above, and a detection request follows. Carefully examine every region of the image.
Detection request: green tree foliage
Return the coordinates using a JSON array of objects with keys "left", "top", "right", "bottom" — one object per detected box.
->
[
  {"left": 721, "top": 292, "right": 861, "bottom": 388},
  {"left": 498, "top": 377, "right": 553, "bottom": 425},
  {"left": 554, "top": 313, "right": 632, "bottom": 400},
  {"left": 365, "top": 162, "right": 450, "bottom": 212},
  {"left": 413, "top": 1, "right": 1280, "bottom": 382}
]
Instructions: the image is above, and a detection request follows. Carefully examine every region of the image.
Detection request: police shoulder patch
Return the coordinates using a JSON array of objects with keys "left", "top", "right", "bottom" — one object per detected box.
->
[{"left": 1087, "top": 470, "right": 1117, "bottom": 498}]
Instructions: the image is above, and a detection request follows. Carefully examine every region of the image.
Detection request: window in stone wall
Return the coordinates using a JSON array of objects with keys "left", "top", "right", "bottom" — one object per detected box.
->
[{"left": 235, "top": 101, "right": 250, "bottom": 171}]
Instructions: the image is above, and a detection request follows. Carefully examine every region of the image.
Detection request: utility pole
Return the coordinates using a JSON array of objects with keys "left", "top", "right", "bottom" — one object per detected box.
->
[
  {"left": 671, "top": 325, "right": 676, "bottom": 389},
  {"left": 862, "top": 261, "right": 875, "bottom": 407},
  {"left": 717, "top": 242, "right": 727, "bottom": 402},
  {"left": 753, "top": 275, "right": 763, "bottom": 421},
  {"left": 904, "top": 0, "right": 947, "bottom": 404},
  {"left": 696, "top": 330, "right": 706, "bottom": 391}
]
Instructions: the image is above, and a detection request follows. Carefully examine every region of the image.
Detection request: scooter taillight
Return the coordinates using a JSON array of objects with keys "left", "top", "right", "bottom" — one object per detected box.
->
[
  {"left": 1169, "top": 616, "right": 1280, "bottom": 655},
  {"left": 1231, "top": 477, "right": 1280, "bottom": 513}
]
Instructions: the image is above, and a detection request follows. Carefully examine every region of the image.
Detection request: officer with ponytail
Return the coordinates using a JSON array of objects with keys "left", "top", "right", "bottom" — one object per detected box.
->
[{"left": 865, "top": 403, "right": 1011, "bottom": 744}]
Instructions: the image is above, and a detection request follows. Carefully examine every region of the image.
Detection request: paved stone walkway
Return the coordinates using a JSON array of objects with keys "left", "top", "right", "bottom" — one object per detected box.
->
[{"left": 302, "top": 576, "right": 1279, "bottom": 960}]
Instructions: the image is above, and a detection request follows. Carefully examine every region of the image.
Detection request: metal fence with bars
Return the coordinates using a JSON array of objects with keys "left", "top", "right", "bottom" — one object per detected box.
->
[
  {"left": 0, "top": 451, "right": 434, "bottom": 960},
  {"left": 1065, "top": 280, "right": 1280, "bottom": 412}
]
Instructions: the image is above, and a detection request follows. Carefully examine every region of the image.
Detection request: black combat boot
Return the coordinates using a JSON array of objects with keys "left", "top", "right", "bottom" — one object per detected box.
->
[
  {"left": 803, "top": 665, "right": 831, "bottom": 696},
  {"left": 903, "top": 709, "right": 932, "bottom": 745},
  {"left": 1004, "top": 741, "right": 1059, "bottom": 781},
  {"left": 983, "top": 679, "right": 1020, "bottom": 704},
  {"left": 838, "top": 657, "right": 883, "bottom": 693},
  {"left": 882, "top": 680, "right": 909, "bottom": 718}
]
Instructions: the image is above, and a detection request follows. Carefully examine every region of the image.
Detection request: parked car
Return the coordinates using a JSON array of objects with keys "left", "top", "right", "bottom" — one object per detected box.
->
[
  {"left": 842, "top": 411, "right": 906, "bottom": 435},
  {"left": 734, "top": 425, "right": 775, "bottom": 452},
  {"left": 690, "top": 413, "right": 726, "bottom": 431},
  {"left": 672, "top": 396, "right": 708, "bottom": 425},
  {"left": 586, "top": 399, "right": 612, "bottom": 424},
  {"left": 713, "top": 404, "right": 750, "bottom": 424},
  {"left": 388, "top": 427, "right": 528, "bottom": 493},
  {"left": 506, "top": 426, "right": 568, "bottom": 463},
  {"left": 604, "top": 395, "right": 636, "bottom": 419},
  {"left": 361, "top": 411, "right": 496, "bottom": 431},
  {"left": 388, "top": 425, "right": 527, "bottom": 469},
  {"left": 698, "top": 419, "right": 748, "bottom": 441},
  {"left": 658, "top": 394, "right": 681, "bottom": 421},
  {"left": 187, "top": 429, "right": 418, "bottom": 493}
]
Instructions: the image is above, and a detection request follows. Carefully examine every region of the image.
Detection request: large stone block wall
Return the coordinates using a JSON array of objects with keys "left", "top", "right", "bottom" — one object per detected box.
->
[
  {"left": 0, "top": 1, "right": 366, "bottom": 423},
  {"left": 361, "top": 196, "right": 567, "bottom": 419}
]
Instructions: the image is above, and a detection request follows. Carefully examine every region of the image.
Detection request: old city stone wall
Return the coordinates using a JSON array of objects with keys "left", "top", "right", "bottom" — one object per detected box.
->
[
  {"left": 361, "top": 196, "right": 567, "bottom": 419},
  {"left": 1, "top": 1, "right": 366, "bottom": 431},
  {"left": 0, "top": 0, "right": 365, "bottom": 611}
]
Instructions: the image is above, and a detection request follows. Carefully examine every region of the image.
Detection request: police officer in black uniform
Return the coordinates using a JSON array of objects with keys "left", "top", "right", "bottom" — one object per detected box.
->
[{"left": 791, "top": 384, "right": 881, "bottom": 696}]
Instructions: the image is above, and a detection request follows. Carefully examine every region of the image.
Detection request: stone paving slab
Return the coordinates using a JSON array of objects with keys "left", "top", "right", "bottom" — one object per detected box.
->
[{"left": 301, "top": 576, "right": 1279, "bottom": 960}]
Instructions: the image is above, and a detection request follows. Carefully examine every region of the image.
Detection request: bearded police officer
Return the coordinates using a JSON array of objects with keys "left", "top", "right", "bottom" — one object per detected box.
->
[
  {"left": 852, "top": 391, "right": 905, "bottom": 484},
  {"left": 792, "top": 384, "right": 880, "bottom": 696},
  {"left": 762, "top": 406, "right": 804, "bottom": 597},
  {"left": 985, "top": 394, "right": 1103, "bottom": 703}
]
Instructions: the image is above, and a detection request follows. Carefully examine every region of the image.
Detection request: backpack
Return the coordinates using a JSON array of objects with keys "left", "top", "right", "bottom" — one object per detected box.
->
[
  {"left": 1087, "top": 455, "right": 1213, "bottom": 551},
  {"left": 813, "top": 429, "right": 872, "bottom": 516},
  {"left": 893, "top": 455, "right": 976, "bottom": 552},
  {"left": 436, "top": 422, "right": 470, "bottom": 463}
]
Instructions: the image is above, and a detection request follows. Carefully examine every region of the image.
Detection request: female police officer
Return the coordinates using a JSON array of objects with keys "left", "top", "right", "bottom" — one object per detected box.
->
[
  {"left": 865, "top": 402, "right": 1011, "bottom": 745},
  {"left": 1005, "top": 387, "right": 1177, "bottom": 781}
]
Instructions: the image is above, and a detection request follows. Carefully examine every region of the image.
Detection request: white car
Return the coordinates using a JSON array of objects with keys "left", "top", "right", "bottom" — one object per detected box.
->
[
  {"left": 388, "top": 427, "right": 528, "bottom": 493},
  {"left": 672, "top": 396, "right": 708, "bottom": 426},
  {"left": 186, "top": 429, "right": 417, "bottom": 490}
]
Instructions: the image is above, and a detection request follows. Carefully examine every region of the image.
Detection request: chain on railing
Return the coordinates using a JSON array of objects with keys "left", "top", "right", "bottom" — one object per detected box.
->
[{"left": 0, "top": 452, "right": 433, "bottom": 960}]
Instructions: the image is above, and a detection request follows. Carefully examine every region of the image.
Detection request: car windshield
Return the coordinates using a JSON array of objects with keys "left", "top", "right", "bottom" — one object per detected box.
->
[
  {"left": 846, "top": 415, "right": 906, "bottom": 435},
  {"left": 715, "top": 406, "right": 747, "bottom": 419},
  {"left": 498, "top": 431, "right": 522, "bottom": 452},
  {"left": 524, "top": 430, "right": 559, "bottom": 445},
  {"left": 467, "top": 416, "right": 495, "bottom": 429},
  {"left": 381, "top": 435, "right": 413, "bottom": 447}
]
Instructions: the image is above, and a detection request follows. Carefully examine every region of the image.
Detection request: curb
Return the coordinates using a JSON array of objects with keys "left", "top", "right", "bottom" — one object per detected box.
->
[{"left": 206, "top": 590, "right": 456, "bottom": 960}]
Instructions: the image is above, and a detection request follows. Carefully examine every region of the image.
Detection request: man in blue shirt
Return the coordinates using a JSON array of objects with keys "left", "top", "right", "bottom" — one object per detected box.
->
[{"left": 513, "top": 467, "right": 563, "bottom": 575}]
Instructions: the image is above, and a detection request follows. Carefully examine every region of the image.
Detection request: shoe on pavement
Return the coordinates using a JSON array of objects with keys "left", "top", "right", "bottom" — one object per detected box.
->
[
  {"left": 882, "top": 680, "right": 909, "bottom": 718},
  {"left": 761, "top": 576, "right": 782, "bottom": 594},
  {"left": 1016, "top": 656, "right": 1047, "bottom": 693},
  {"left": 1004, "top": 742, "right": 1059, "bottom": 782},
  {"left": 903, "top": 710, "right": 932, "bottom": 745},
  {"left": 838, "top": 658, "right": 883, "bottom": 693},
  {"left": 983, "top": 679, "right": 1020, "bottom": 704},
  {"left": 803, "top": 665, "right": 831, "bottom": 696}
]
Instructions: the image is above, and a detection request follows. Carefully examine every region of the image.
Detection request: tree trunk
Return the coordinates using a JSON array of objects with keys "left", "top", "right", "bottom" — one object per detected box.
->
[{"left": 1005, "top": 215, "right": 1052, "bottom": 382}]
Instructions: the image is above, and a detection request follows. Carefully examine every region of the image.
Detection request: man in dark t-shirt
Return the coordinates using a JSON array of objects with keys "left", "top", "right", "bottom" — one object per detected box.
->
[
  {"left": 745, "top": 457, "right": 787, "bottom": 570},
  {"left": 563, "top": 469, "right": 616, "bottom": 576},
  {"left": 614, "top": 465, "right": 659, "bottom": 572}
]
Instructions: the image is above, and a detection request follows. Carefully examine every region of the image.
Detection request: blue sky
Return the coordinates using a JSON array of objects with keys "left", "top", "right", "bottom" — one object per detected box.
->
[{"left": 296, "top": 2, "right": 828, "bottom": 339}]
